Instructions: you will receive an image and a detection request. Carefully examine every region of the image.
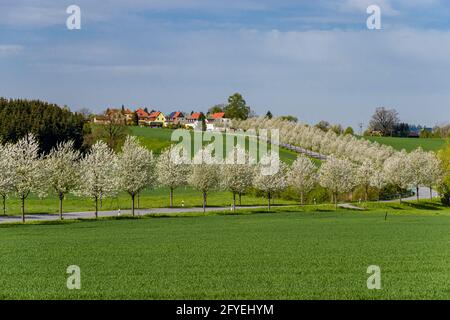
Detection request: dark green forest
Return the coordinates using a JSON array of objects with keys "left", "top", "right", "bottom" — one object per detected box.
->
[{"left": 0, "top": 98, "right": 87, "bottom": 153}]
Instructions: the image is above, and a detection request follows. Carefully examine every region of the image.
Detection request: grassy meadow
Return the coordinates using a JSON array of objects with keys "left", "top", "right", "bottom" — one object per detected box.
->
[
  {"left": 0, "top": 203, "right": 449, "bottom": 299},
  {"left": 130, "top": 126, "right": 303, "bottom": 164},
  {"left": 2, "top": 187, "right": 296, "bottom": 216},
  {"left": 364, "top": 136, "right": 447, "bottom": 152}
]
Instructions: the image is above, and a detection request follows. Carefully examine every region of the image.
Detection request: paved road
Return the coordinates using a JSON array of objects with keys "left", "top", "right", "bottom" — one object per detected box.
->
[
  {"left": 384, "top": 186, "right": 439, "bottom": 202},
  {"left": 0, "top": 206, "right": 266, "bottom": 224}
]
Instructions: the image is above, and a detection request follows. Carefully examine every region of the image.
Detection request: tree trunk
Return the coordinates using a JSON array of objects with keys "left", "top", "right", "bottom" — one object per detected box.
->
[
  {"left": 239, "top": 193, "right": 242, "bottom": 206},
  {"left": 429, "top": 187, "right": 433, "bottom": 200},
  {"left": 131, "top": 193, "right": 135, "bottom": 217},
  {"left": 100, "top": 195, "right": 103, "bottom": 209},
  {"left": 2, "top": 194, "right": 6, "bottom": 215},
  {"left": 59, "top": 193, "right": 64, "bottom": 220},
  {"left": 170, "top": 187, "right": 173, "bottom": 208},
  {"left": 232, "top": 192, "right": 236, "bottom": 212},
  {"left": 21, "top": 196, "right": 25, "bottom": 223},
  {"left": 202, "top": 191, "right": 207, "bottom": 213},
  {"left": 268, "top": 192, "right": 271, "bottom": 211},
  {"left": 399, "top": 189, "right": 402, "bottom": 204},
  {"left": 365, "top": 185, "right": 369, "bottom": 202},
  {"left": 300, "top": 192, "right": 304, "bottom": 206},
  {"left": 334, "top": 191, "right": 338, "bottom": 210},
  {"left": 95, "top": 197, "right": 98, "bottom": 219},
  {"left": 416, "top": 186, "right": 420, "bottom": 202}
]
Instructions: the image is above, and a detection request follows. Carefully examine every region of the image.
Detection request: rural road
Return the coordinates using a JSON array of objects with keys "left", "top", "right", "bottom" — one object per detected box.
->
[
  {"left": 385, "top": 186, "right": 439, "bottom": 202},
  {"left": 0, "top": 187, "right": 439, "bottom": 224},
  {"left": 0, "top": 206, "right": 265, "bottom": 224}
]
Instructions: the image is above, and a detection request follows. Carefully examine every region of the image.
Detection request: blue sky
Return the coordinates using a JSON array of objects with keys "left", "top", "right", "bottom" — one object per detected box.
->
[{"left": 1, "top": 0, "right": 450, "bottom": 129}]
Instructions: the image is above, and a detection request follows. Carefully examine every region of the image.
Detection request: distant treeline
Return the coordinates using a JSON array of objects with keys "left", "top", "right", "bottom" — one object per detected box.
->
[{"left": 0, "top": 98, "right": 87, "bottom": 154}]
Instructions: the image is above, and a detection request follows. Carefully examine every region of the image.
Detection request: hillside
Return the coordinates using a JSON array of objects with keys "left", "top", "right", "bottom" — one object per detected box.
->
[
  {"left": 363, "top": 136, "right": 447, "bottom": 152},
  {"left": 130, "top": 126, "right": 304, "bottom": 164}
]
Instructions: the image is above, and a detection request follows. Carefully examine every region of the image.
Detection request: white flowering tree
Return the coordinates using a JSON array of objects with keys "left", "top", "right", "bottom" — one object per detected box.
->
[
  {"left": 117, "top": 136, "right": 155, "bottom": 216},
  {"left": 156, "top": 145, "right": 189, "bottom": 207},
  {"left": 188, "top": 145, "right": 220, "bottom": 213},
  {"left": 10, "top": 134, "right": 44, "bottom": 223},
  {"left": 423, "top": 152, "right": 445, "bottom": 200},
  {"left": 356, "top": 159, "right": 378, "bottom": 202},
  {"left": 287, "top": 155, "right": 317, "bottom": 205},
  {"left": 0, "top": 143, "right": 15, "bottom": 215},
  {"left": 412, "top": 149, "right": 443, "bottom": 200},
  {"left": 44, "top": 141, "right": 81, "bottom": 220},
  {"left": 383, "top": 151, "right": 414, "bottom": 203},
  {"left": 253, "top": 154, "right": 287, "bottom": 211},
  {"left": 77, "top": 140, "right": 118, "bottom": 218},
  {"left": 221, "top": 145, "right": 255, "bottom": 211},
  {"left": 318, "top": 157, "right": 357, "bottom": 209},
  {"left": 369, "top": 165, "right": 386, "bottom": 201},
  {"left": 408, "top": 148, "right": 430, "bottom": 201}
]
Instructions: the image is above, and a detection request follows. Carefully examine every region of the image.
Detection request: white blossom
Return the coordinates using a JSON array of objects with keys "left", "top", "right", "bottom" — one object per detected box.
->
[
  {"left": 287, "top": 155, "right": 317, "bottom": 205},
  {"left": 188, "top": 145, "right": 220, "bottom": 212},
  {"left": 253, "top": 154, "right": 288, "bottom": 211},
  {"left": 76, "top": 140, "right": 118, "bottom": 218},
  {"left": 356, "top": 159, "right": 378, "bottom": 202},
  {"left": 9, "top": 134, "right": 44, "bottom": 222},
  {"left": 318, "top": 156, "right": 357, "bottom": 209},
  {"left": 0, "top": 143, "right": 15, "bottom": 215},
  {"left": 383, "top": 151, "right": 414, "bottom": 202},
  {"left": 156, "top": 145, "right": 189, "bottom": 207},
  {"left": 221, "top": 145, "right": 255, "bottom": 210},
  {"left": 44, "top": 141, "right": 81, "bottom": 219},
  {"left": 117, "top": 136, "right": 155, "bottom": 216}
]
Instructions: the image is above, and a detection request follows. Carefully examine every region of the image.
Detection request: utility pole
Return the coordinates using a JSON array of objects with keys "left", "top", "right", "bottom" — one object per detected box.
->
[{"left": 358, "top": 122, "right": 364, "bottom": 136}]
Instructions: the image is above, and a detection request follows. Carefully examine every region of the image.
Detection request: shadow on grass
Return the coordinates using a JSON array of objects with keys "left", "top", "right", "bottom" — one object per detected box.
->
[
  {"left": 313, "top": 208, "right": 335, "bottom": 213},
  {"left": 404, "top": 202, "right": 444, "bottom": 211}
]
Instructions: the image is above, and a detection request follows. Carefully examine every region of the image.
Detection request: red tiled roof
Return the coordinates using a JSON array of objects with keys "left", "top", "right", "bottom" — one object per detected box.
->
[
  {"left": 136, "top": 108, "right": 149, "bottom": 118},
  {"left": 148, "top": 111, "right": 161, "bottom": 118},
  {"left": 211, "top": 112, "right": 225, "bottom": 119},
  {"left": 189, "top": 112, "right": 202, "bottom": 120},
  {"left": 173, "top": 111, "right": 183, "bottom": 118}
]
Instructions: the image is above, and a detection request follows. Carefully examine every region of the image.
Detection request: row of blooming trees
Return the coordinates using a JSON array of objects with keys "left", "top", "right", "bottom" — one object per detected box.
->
[
  {"left": 0, "top": 132, "right": 445, "bottom": 222},
  {"left": 234, "top": 117, "right": 396, "bottom": 163},
  {"left": 233, "top": 117, "right": 445, "bottom": 204}
]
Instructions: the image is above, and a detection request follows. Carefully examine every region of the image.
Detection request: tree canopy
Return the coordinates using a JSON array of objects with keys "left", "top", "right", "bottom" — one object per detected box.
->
[
  {"left": 224, "top": 93, "right": 250, "bottom": 120},
  {"left": 0, "top": 98, "right": 86, "bottom": 154}
]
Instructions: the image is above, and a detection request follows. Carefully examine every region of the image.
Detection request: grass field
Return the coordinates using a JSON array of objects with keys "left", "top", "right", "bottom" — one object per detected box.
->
[
  {"left": 364, "top": 136, "right": 447, "bottom": 152},
  {"left": 3, "top": 187, "right": 295, "bottom": 216},
  {"left": 130, "top": 126, "right": 303, "bottom": 164},
  {"left": 0, "top": 203, "right": 449, "bottom": 299}
]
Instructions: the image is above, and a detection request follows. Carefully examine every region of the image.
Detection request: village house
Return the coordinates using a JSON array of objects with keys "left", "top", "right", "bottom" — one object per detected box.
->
[
  {"left": 148, "top": 111, "right": 166, "bottom": 127},
  {"left": 185, "top": 112, "right": 205, "bottom": 130},
  {"left": 93, "top": 108, "right": 130, "bottom": 125},
  {"left": 135, "top": 108, "right": 150, "bottom": 126},
  {"left": 206, "top": 112, "right": 230, "bottom": 131},
  {"left": 122, "top": 108, "right": 134, "bottom": 124},
  {"left": 166, "top": 111, "right": 185, "bottom": 126},
  {"left": 93, "top": 115, "right": 110, "bottom": 125}
]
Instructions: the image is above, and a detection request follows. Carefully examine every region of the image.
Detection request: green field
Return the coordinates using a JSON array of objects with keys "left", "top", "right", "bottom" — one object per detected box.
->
[
  {"left": 130, "top": 126, "right": 303, "bottom": 164},
  {"left": 1, "top": 203, "right": 449, "bottom": 299},
  {"left": 364, "top": 136, "right": 447, "bottom": 152},
  {"left": 3, "top": 187, "right": 295, "bottom": 216}
]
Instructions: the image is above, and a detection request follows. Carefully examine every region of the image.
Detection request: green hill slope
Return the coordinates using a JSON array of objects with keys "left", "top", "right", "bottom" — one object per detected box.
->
[
  {"left": 363, "top": 136, "right": 447, "bottom": 152},
  {"left": 130, "top": 126, "right": 304, "bottom": 164}
]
